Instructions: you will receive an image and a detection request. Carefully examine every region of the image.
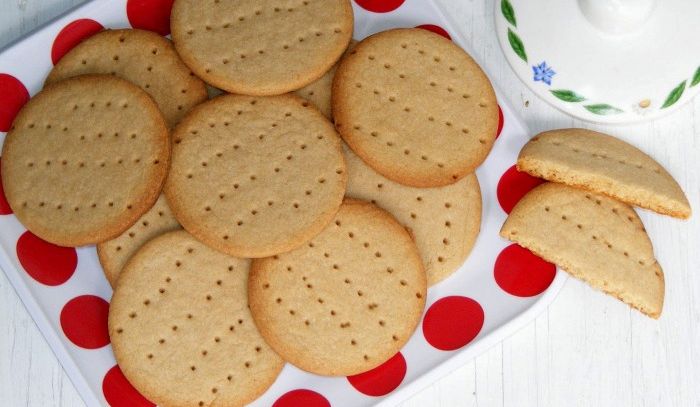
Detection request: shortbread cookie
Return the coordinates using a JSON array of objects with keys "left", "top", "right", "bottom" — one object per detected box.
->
[
  {"left": 165, "top": 94, "right": 346, "bottom": 258},
  {"left": 333, "top": 28, "right": 498, "bottom": 187},
  {"left": 294, "top": 40, "right": 357, "bottom": 119},
  {"left": 517, "top": 128, "right": 691, "bottom": 219},
  {"left": 109, "top": 231, "right": 283, "bottom": 407},
  {"left": 97, "top": 194, "right": 180, "bottom": 287},
  {"left": 249, "top": 200, "right": 426, "bottom": 376},
  {"left": 500, "top": 183, "right": 664, "bottom": 318},
  {"left": 343, "top": 145, "right": 481, "bottom": 285},
  {"left": 171, "top": 0, "right": 354, "bottom": 95},
  {"left": 1, "top": 75, "right": 169, "bottom": 246},
  {"left": 46, "top": 29, "right": 207, "bottom": 128}
]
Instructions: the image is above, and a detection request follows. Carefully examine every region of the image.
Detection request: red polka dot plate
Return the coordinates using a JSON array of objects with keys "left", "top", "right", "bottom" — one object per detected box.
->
[{"left": 0, "top": 1, "right": 566, "bottom": 406}]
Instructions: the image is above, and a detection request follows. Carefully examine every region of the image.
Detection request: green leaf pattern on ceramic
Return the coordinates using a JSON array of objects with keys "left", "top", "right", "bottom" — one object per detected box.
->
[
  {"left": 690, "top": 66, "right": 700, "bottom": 87},
  {"left": 507, "top": 28, "right": 527, "bottom": 62},
  {"left": 550, "top": 89, "right": 586, "bottom": 102},
  {"left": 584, "top": 104, "right": 624, "bottom": 115},
  {"left": 661, "top": 80, "right": 686, "bottom": 109},
  {"left": 501, "top": 0, "right": 517, "bottom": 27},
  {"left": 502, "top": 2, "right": 697, "bottom": 115}
]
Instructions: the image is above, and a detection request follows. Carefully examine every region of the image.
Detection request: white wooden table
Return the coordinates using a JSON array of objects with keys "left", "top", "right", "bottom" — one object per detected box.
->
[{"left": 1, "top": 1, "right": 698, "bottom": 406}]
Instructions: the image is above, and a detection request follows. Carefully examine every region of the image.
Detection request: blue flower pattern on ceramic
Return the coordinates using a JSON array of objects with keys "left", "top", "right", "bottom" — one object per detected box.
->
[{"left": 532, "top": 61, "right": 555, "bottom": 85}]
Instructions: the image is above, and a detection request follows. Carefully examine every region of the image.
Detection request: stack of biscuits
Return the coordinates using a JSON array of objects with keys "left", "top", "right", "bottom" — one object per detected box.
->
[
  {"left": 2, "top": 0, "right": 689, "bottom": 404},
  {"left": 0, "top": 1, "right": 498, "bottom": 405}
]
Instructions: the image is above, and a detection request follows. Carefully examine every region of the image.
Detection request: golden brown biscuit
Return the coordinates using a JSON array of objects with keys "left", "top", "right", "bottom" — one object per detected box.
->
[
  {"left": 171, "top": 0, "right": 354, "bottom": 95},
  {"left": 501, "top": 183, "right": 664, "bottom": 318},
  {"left": 46, "top": 29, "right": 207, "bottom": 128},
  {"left": 294, "top": 39, "right": 357, "bottom": 119},
  {"left": 109, "top": 231, "right": 284, "bottom": 406},
  {"left": 165, "top": 94, "right": 346, "bottom": 258},
  {"left": 343, "top": 144, "right": 481, "bottom": 285},
  {"left": 1, "top": 75, "right": 169, "bottom": 246},
  {"left": 517, "top": 128, "right": 691, "bottom": 219},
  {"left": 333, "top": 28, "right": 498, "bottom": 187},
  {"left": 97, "top": 194, "right": 180, "bottom": 287},
  {"left": 249, "top": 200, "right": 426, "bottom": 375}
]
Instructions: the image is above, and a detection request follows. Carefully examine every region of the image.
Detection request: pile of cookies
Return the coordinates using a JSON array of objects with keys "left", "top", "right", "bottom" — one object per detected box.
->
[
  {"left": 0, "top": 1, "right": 498, "bottom": 405},
  {"left": 501, "top": 128, "right": 691, "bottom": 319}
]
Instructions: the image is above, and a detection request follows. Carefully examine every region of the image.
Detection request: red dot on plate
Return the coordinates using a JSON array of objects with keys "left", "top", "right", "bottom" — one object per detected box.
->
[
  {"left": 51, "top": 19, "right": 103, "bottom": 65},
  {"left": 0, "top": 158, "right": 13, "bottom": 215},
  {"left": 423, "top": 296, "right": 484, "bottom": 351},
  {"left": 0, "top": 73, "right": 30, "bottom": 132},
  {"left": 354, "top": 0, "right": 406, "bottom": 13},
  {"left": 347, "top": 352, "right": 406, "bottom": 396},
  {"left": 103, "top": 365, "right": 156, "bottom": 407},
  {"left": 496, "top": 105, "right": 504, "bottom": 138},
  {"left": 273, "top": 389, "right": 330, "bottom": 407},
  {"left": 416, "top": 24, "right": 451, "bottom": 40},
  {"left": 494, "top": 244, "right": 556, "bottom": 297},
  {"left": 127, "top": 0, "right": 175, "bottom": 36},
  {"left": 496, "top": 164, "right": 545, "bottom": 214},
  {"left": 16, "top": 231, "right": 77, "bottom": 286},
  {"left": 60, "top": 295, "right": 110, "bottom": 349}
]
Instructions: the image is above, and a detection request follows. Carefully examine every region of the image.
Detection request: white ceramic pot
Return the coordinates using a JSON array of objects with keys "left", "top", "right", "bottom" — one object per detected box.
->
[{"left": 496, "top": 0, "right": 700, "bottom": 124}]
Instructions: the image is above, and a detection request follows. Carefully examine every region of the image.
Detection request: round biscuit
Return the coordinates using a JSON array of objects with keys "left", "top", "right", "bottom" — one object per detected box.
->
[
  {"left": 343, "top": 144, "right": 481, "bottom": 285},
  {"left": 171, "top": 0, "right": 354, "bottom": 95},
  {"left": 165, "top": 94, "right": 346, "bottom": 258},
  {"left": 294, "top": 39, "right": 357, "bottom": 119},
  {"left": 97, "top": 194, "right": 181, "bottom": 287},
  {"left": 109, "top": 230, "right": 284, "bottom": 406},
  {"left": 1, "top": 74, "right": 170, "bottom": 246},
  {"left": 333, "top": 28, "right": 498, "bottom": 187},
  {"left": 249, "top": 200, "right": 427, "bottom": 376},
  {"left": 46, "top": 29, "right": 207, "bottom": 128}
]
